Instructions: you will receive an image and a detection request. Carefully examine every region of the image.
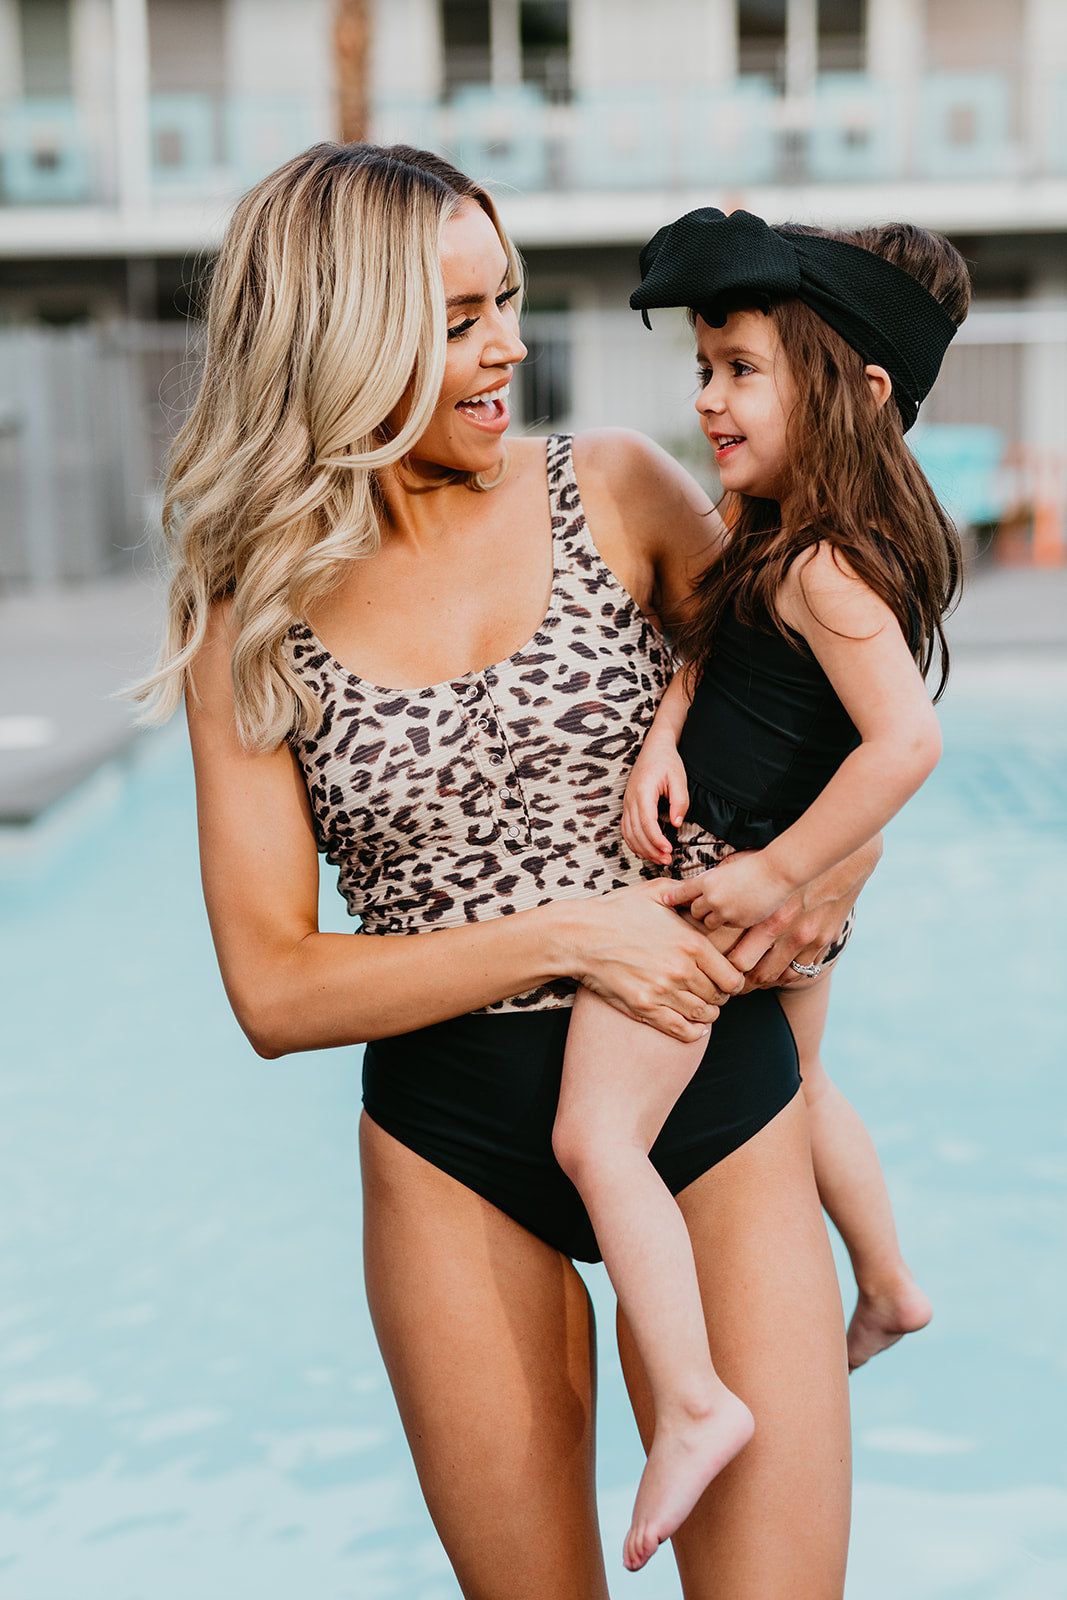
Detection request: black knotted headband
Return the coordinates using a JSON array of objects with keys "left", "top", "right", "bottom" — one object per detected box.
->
[{"left": 629, "top": 208, "right": 958, "bottom": 431}]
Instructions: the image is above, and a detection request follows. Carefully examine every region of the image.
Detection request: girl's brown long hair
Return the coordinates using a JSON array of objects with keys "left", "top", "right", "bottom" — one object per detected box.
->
[{"left": 674, "top": 222, "right": 971, "bottom": 700}]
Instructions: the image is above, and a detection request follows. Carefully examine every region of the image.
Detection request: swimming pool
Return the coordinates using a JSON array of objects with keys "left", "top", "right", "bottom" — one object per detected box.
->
[{"left": 1, "top": 651, "right": 1064, "bottom": 1599}]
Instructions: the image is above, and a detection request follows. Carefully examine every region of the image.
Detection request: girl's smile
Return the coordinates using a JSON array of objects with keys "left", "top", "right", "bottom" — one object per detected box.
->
[{"left": 694, "top": 310, "right": 796, "bottom": 505}]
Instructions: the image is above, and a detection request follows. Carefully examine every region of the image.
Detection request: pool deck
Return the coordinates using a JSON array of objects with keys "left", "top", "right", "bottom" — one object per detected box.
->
[{"left": 1, "top": 561, "right": 1066, "bottom": 825}]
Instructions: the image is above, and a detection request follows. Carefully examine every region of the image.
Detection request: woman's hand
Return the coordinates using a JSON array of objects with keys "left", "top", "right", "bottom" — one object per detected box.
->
[
  {"left": 722, "top": 836, "right": 882, "bottom": 989},
  {"left": 563, "top": 878, "right": 745, "bottom": 1043},
  {"left": 621, "top": 736, "right": 690, "bottom": 866}
]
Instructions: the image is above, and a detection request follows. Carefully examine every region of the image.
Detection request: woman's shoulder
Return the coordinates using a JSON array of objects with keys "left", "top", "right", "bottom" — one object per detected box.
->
[
  {"left": 571, "top": 427, "right": 696, "bottom": 497},
  {"left": 572, "top": 429, "right": 717, "bottom": 549}
]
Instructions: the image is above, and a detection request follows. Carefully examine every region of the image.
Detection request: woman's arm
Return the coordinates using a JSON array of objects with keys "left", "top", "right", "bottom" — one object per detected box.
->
[
  {"left": 187, "top": 607, "right": 743, "bottom": 1058},
  {"left": 689, "top": 545, "right": 941, "bottom": 931}
]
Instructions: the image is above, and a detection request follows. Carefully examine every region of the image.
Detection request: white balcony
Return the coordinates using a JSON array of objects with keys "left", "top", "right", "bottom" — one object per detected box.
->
[{"left": 3, "top": 71, "right": 1067, "bottom": 255}]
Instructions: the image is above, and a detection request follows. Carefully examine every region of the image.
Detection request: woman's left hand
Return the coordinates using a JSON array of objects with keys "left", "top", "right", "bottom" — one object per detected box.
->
[{"left": 723, "top": 835, "right": 883, "bottom": 989}]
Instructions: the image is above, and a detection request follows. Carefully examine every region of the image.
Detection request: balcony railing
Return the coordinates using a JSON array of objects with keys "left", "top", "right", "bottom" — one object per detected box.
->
[
  {"left": 2, "top": 73, "right": 1067, "bottom": 211},
  {"left": 374, "top": 71, "right": 1067, "bottom": 191},
  {"left": 0, "top": 93, "right": 323, "bottom": 208}
]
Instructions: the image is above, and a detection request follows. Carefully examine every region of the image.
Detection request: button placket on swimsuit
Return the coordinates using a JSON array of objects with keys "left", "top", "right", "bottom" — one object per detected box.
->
[{"left": 453, "top": 676, "right": 528, "bottom": 845}]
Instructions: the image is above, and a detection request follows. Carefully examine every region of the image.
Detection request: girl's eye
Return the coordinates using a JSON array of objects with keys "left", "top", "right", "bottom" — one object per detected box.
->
[
  {"left": 496, "top": 285, "right": 520, "bottom": 310},
  {"left": 732, "top": 360, "right": 756, "bottom": 377},
  {"left": 695, "top": 367, "right": 713, "bottom": 388}
]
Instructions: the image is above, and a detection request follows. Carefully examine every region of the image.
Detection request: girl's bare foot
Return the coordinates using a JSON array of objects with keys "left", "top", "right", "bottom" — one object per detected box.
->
[
  {"left": 847, "top": 1277, "right": 932, "bottom": 1372},
  {"left": 623, "top": 1389, "right": 754, "bottom": 1572}
]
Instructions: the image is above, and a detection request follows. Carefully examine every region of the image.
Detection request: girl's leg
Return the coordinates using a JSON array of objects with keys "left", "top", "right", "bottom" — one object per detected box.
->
[
  {"left": 619, "top": 1093, "right": 852, "bottom": 1600},
  {"left": 778, "top": 976, "right": 932, "bottom": 1371},
  {"left": 360, "top": 1111, "right": 609, "bottom": 1600},
  {"left": 553, "top": 990, "right": 753, "bottom": 1572}
]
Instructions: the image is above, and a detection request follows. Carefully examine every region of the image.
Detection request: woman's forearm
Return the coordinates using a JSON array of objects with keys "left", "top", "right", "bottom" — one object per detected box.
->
[
  {"left": 222, "top": 878, "right": 741, "bottom": 1058},
  {"left": 223, "top": 898, "right": 584, "bottom": 1057}
]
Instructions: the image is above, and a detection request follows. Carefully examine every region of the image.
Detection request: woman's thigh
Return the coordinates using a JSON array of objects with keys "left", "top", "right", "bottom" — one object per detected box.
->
[
  {"left": 618, "top": 1093, "right": 851, "bottom": 1600},
  {"left": 359, "top": 1111, "right": 610, "bottom": 1600}
]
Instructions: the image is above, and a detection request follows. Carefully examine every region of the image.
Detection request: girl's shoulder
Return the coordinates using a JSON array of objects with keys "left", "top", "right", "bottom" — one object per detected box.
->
[{"left": 777, "top": 541, "right": 894, "bottom": 643}]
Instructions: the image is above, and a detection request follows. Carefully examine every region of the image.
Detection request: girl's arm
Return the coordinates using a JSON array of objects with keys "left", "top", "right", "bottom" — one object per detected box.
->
[
  {"left": 571, "top": 431, "right": 885, "bottom": 978},
  {"left": 690, "top": 544, "right": 941, "bottom": 932},
  {"left": 187, "top": 606, "right": 743, "bottom": 1057},
  {"left": 622, "top": 670, "right": 694, "bottom": 865}
]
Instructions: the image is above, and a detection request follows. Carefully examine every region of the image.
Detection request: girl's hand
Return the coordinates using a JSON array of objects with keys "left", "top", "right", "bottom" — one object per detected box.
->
[
  {"left": 726, "top": 836, "right": 882, "bottom": 989},
  {"left": 688, "top": 849, "right": 792, "bottom": 932},
  {"left": 567, "top": 877, "right": 745, "bottom": 1043},
  {"left": 622, "top": 738, "right": 689, "bottom": 865}
]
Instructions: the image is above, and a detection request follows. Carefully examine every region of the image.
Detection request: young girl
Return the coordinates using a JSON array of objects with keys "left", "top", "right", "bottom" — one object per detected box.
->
[{"left": 551, "top": 210, "right": 970, "bottom": 1572}]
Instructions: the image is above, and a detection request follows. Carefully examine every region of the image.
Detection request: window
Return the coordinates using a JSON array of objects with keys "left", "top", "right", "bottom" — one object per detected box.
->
[
  {"left": 520, "top": 2, "right": 570, "bottom": 103},
  {"left": 738, "top": 1, "right": 865, "bottom": 91},
  {"left": 442, "top": 0, "right": 492, "bottom": 97},
  {"left": 441, "top": 0, "right": 570, "bottom": 102},
  {"left": 18, "top": 0, "right": 73, "bottom": 95},
  {"left": 517, "top": 299, "right": 571, "bottom": 429},
  {"left": 738, "top": 0, "right": 786, "bottom": 88},
  {"left": 818, "top": 0, "right": 865, "bottom": 74}
]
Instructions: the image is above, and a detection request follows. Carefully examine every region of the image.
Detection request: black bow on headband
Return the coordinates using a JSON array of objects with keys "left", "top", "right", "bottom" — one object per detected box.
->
[{"left": 629, "top": 208, "right": 958, "bottom": 430}]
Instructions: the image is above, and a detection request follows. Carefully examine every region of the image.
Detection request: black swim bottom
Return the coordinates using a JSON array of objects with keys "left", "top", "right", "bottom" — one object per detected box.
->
[{"left": 363, "top": 988, "right": 800, "bottom": 1262}]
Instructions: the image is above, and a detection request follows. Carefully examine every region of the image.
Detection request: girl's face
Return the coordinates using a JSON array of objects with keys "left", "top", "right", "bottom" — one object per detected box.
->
[
  {"left": 694, "top": 310, "right": 797, "bottom": 506},
  {"left": 406, "top": 200, "right": 527, "bottom": 478}
]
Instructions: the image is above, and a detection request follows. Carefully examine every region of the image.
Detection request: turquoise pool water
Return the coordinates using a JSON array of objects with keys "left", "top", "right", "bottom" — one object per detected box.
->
[{"left": 1, "top": 652, "right": 1065, "bottom": 1599}]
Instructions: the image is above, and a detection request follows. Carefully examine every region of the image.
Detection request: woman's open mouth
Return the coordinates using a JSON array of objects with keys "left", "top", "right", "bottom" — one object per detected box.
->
[{"left": 455, "top": 384, "right": 511, "bottom": 432}]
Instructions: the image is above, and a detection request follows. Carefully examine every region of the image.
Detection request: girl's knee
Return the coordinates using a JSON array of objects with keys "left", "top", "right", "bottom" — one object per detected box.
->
[{"left": 551, "top": 1114, "right": 593, "bottom": 1185}]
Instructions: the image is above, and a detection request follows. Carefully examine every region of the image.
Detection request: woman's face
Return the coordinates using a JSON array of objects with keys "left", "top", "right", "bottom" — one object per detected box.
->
[
  {"left": 693, "top": 310, "right": 797, "bottom": 506},
  {"left": 406, "top": 200, "right": 527, "bottom": 478}
]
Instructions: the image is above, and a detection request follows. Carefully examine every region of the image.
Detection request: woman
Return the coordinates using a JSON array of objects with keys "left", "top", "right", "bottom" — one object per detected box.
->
[{"left": 141, "top": 143, "right": 872, "bottom": 1598}]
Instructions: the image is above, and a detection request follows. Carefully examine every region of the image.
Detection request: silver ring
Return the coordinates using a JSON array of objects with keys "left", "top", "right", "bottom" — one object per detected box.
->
[{"left": 789, "top": 958, "right": 823, "bottom": 978}]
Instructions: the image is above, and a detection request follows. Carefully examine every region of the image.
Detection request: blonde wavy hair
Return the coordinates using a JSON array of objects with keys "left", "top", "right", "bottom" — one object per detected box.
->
[{"left": 134, "top": 142, "right": 523, "bottom": 749}]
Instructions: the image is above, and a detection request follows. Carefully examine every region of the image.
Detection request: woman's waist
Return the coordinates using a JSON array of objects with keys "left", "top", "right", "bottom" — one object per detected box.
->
[{"left": 347, "top": 852, "right": 659, "bottom": 935}]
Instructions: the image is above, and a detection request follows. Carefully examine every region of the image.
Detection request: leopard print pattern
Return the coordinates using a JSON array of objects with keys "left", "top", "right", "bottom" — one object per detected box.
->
[{"left": 283, "top": 434, "right": 673, "bottom": 1012}]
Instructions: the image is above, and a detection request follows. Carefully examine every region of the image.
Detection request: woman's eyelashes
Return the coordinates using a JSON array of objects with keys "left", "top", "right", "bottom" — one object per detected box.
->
[{"left": 447, "top": 284, "right": 521, "bottom": 341}]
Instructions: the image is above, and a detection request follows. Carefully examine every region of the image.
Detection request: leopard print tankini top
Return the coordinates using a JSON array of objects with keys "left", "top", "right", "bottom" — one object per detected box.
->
[{"left": 284, "top": 433, "right": 673, "bottom": 1012}]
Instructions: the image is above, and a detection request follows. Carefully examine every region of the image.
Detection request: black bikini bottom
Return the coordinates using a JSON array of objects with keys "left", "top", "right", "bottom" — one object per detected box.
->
[{"left": 363, "top": 989, "right": 800, "bottom": 1262}]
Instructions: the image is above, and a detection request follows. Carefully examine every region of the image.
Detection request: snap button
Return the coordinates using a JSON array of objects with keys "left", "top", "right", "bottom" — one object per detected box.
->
[
  {"left": 490, "top": 755, "right": 503, "bottom": 766},
  {"left": 505, "top": 826, "right": 521, "bottom": 839}
]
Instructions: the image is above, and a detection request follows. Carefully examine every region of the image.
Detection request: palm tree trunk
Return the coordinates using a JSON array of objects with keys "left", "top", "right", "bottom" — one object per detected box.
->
[{"left": 334, "top": 0, "right": 370, "bottom": 144}]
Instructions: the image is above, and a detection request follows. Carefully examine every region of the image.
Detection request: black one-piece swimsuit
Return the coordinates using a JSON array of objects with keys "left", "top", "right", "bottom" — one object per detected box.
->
[{"left": 283, "top": 435, "right": 800, "bottom": 1262}]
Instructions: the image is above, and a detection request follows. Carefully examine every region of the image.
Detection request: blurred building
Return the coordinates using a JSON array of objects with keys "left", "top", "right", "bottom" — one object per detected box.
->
[{"left": 1, "top": 0, "right": 1065, "bottom": 584}]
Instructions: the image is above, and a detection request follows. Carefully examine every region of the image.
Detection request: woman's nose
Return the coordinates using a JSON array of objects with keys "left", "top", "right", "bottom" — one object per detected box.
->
[{"left": 487, "top": 326, "right": 527, "bottom": 367}]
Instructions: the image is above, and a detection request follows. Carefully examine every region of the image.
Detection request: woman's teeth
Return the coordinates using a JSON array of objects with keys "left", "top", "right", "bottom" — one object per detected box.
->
[{"left": 456, "top": 385, "right": 510, "bottom": 416}]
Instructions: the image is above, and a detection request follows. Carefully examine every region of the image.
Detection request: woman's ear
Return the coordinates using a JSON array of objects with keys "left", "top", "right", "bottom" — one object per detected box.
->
[{"left": 864, "top": 364, "right": 893, "bottom": 409}]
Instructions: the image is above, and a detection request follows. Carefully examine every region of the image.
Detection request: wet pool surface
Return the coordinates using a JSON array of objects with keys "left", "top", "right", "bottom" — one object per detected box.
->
[{"left": 1, "top": 653, "right": 1064, "bottom": 1599}]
